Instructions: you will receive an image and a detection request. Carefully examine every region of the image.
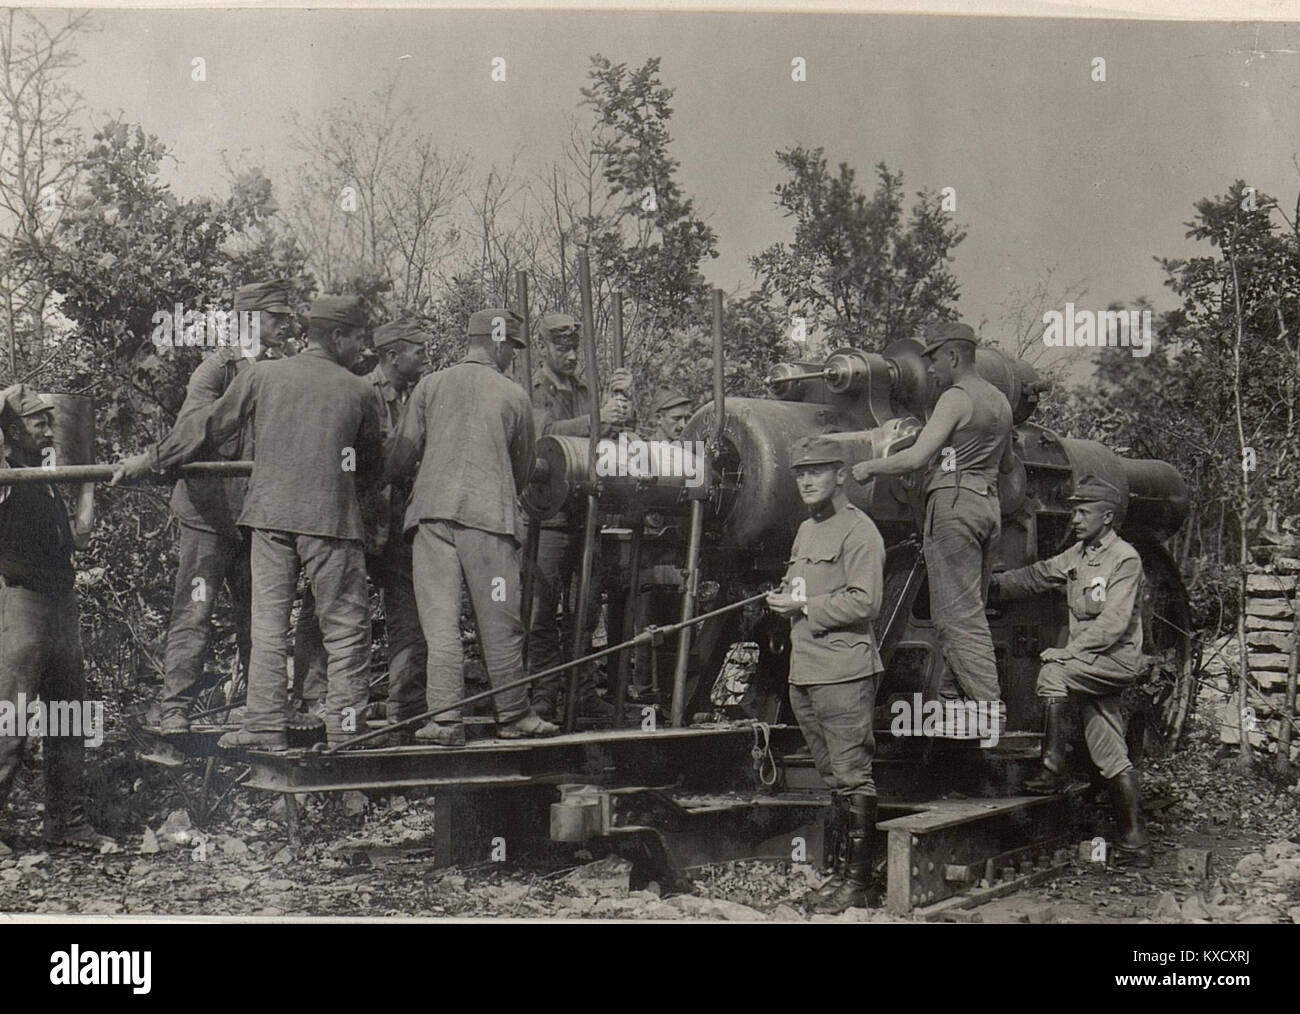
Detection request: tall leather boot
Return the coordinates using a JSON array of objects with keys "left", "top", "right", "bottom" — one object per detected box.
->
[
  {"left": 1107, "top": 767, "right": 1153, "bottom": 868},
  {"left": 812, "top": 794, "right": 878, "bottom": 914},
  {"left": 802, "top": 791, "right": 845, "bottom": 906},
  {"left": 1024, "top": 697, "right": 1072, "bottom": 794}
]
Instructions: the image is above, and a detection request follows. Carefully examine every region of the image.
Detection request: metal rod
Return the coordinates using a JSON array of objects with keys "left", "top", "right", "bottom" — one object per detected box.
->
[
  {"left": 763, "top": 370, "right": 829, "bottom": 385},
  {"left": 327, "top": 590, "right": 771, "bottom": 752},
  {"left": 515, "top": 269, "right": 532, "bottom": 392},
  {"left": 612, "top": 291, "right": 624, "bottom": 370},
  {"left": 515, "top": 269, "right": 538, "bottom": 668},
  {"left": 0, "top": 460, "right": 253, "bottom": 485},
  {"left": 711, "top": 288, "right": 726, "bottom": 448},
  {"left": 520, "top": 520, "right": 541, "bottom": 669},
  {"left": 567, "top": 250, "right": 602, "bottom": 734},
  {"left": 612, "top": 519, "right": 643, "bottom": 723},
  {"left": 669, "top": 498, "right": 706, "bottom": 727}
]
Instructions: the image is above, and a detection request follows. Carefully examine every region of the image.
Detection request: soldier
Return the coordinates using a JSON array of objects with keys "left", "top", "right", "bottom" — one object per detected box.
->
[
  {"left": 0, "top": 386, "right": 118, "bottom": 853},
  {"left": 648, "top": 389, "right": 693, "bottom": 443},
  {"left": 114, "top": 295, "right": 385, "bottom": 750},
  {"left": 852, "top": 321, "right": 1013, "bottom": 734},
  {"left": 135, "top": 281, "right": 295, "bottom": 734},
  {"left": 990, "top": 473, "right": 1153, "bottom": 867},
  {"left": 528, "top": 312, "right": 633, "bottom": 722},
  {"left": 766, "top": 436, "right": 886, "bottom": 913},
  {"left": 291, "top": 318, "right": 430, "bottom": 736},
  {"left": 386, "top": 308, "right": 557, "bottom": 744}
]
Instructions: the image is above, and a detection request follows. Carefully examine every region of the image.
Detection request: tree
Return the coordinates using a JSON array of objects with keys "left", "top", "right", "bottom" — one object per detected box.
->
[
  {"left": 750, "top": 147, "right": 965, "bottom": 352},
  {"left": 284, "top": 74, "right": 467, "bottom": 317},
  {"left": 0, "top": 10, "right": 92, "bottom": 377}
]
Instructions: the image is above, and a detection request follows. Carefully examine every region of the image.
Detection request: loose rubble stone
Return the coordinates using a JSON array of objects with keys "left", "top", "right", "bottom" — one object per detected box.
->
[
  {"left": 1264, "top": 841, "right": 1300, "bottom": 861},
  {"left": 1181, "top": 894, "right": 1212, "bottom": 921},
  {"left": 1235, "top": 853, "right": 1266, "bottom": 877},
  {"left": 1149, "top": 891, "right": 1181, "bottom": 920},
  {"left": 139, "top": 828, "right": 160, "bottom": 855},
  {"left": 341, "top": 792, "right": 368, "bottom": 817},
  {"left": 218, "top": 835, "right": 249, "bottom": 858},
  {"left": 564, "top": 855, "right": 632, "bottom": 896},
  {"left": 772, "top": 903, "right": 806, "bottom": 922}
]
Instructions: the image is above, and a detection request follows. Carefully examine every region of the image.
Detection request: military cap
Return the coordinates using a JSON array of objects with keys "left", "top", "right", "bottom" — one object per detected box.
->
[
  {"left": 920, "top": 320, "right": 979, "bottom": 357},
  {"left": 468, "top": 308, "right": 525, "bottom": 347},
  {"left": 789, "top": 435, "right": 845, "bottom": 469},
  {"left": 0, "top": 383, "right": 53, "bottom": 421},
  {"left": 233, "top": 279, "right": 292, "bottom": 314},
  {"left": 1066, "top": 473, "right": 1124, "bottom": 507},
  {"left": 539, "top": 313, "right": 581, "bottom": 346},
  {"left": 309, "top": 295, "right": 368, "bottom": 330},
  {"left": 652, "top": 389, "right": 692, "bottom": 414},
  {"left": 374, "top": 318, "right": 432, "bottom": 349}
]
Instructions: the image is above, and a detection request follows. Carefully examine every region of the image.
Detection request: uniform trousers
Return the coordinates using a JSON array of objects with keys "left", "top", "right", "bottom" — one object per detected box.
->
[
  {"left": 412, "top": 520, "right": 529, "bottom": 724},
  {"left": 247, "top": 529, "right": 371, "bottom": 738},
  {"left": 293, "top": 537, "right": 426, "bottom": 722},
  {"left": 923, "top": 488, "right": 1002, "bottom": 703},
  {"left": 160, "top": 521, "right": 252, "bottom": 719},
  {"left": 1038, "top": 661, "right": 1134, "bottom": 779},
  {"left": 0, "top": 585, "right": 86, "bottom": 824},
  {"left": 788, "top": 674, "right": 881, "bottom": 796},
  {"left": 528, "top": 525, "right": 602, "bottom": 708}
]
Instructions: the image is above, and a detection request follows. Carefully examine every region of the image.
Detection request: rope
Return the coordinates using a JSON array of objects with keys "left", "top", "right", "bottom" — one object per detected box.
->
[{"left": 751, "top": 721, "right": 778, "bottom": 787}]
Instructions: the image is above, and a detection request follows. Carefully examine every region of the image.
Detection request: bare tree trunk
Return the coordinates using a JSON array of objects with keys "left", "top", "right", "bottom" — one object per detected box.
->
[{"left": 1227, "top": 236, "right": 1254, "bottom": 770}]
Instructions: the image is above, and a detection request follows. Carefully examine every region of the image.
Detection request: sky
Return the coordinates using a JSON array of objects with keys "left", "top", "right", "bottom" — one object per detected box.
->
[{"left": 55, "top": 10, "right": 1300, "bottom": 344}]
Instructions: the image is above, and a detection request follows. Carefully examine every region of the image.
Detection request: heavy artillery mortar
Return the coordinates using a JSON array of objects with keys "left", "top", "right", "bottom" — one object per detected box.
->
[{"left": 523, "top": 334, "right": 1196, "bottom": 761}]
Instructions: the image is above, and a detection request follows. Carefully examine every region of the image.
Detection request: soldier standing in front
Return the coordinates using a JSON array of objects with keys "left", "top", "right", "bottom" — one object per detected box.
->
[
  {"left": 114, "top": 296, "right": 385, "bottom": 749},
  {"left": 767, "top": 436, "right": 886, "bottom": 913},
  {"left": 386, "top": 308, "right": 558, "bottom": 744},
  {"left": 853, "top": 321, "right": 1013, "bottom": 733},
  {"left": 991, "top": 473, "right": 1153, "bottom": 867}
]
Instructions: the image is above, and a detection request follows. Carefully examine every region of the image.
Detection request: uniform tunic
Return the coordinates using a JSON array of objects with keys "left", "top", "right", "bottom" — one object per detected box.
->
[
  {"left": 156, "top": 346, "right": 384, "bottom": 541},
  {"left": 997, "top": 529, "right": 1145, "bottom": 778},
  {"left": 387, "top": 347, "right": 536, "bottom": 723},
  {"left": 782, "top": 500, "right": 886, "bottom": 795}
]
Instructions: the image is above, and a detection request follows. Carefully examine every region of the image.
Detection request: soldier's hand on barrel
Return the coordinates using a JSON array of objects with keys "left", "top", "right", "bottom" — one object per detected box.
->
[
  {"left": 109, "top": 451, "right": 155, "bottom": 486},
  {"left": 851, "top": 460, "right": 875, "bottom": 483},
  {"left": 1040, "top": 647, "right": 1069, "bottom": 663}
]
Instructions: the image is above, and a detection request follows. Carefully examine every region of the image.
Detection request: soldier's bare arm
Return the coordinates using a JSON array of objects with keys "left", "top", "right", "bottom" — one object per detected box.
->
[{"left": 852, "top": 387, "right": 969, "bottom": 480}]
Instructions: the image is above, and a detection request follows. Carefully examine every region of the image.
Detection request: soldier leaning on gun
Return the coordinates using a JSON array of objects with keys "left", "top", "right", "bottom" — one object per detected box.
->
[
  {"left": 292, "top": 317, "right": 431, "bottom": 739},
  {"left": 118, "top": 281, "right": 295, "bottom": 735},
  {"left": 0, "top": 386, "right": 119, "bottom": 853},
  {"left": 527, "top": 312, "right": 634, "bottom": 722},
  {"left": 853, "top": 321, "right": 1013, "bottom": 735},
  {"left": 114, "top": 296, "right": 386, "bottom": 750},
  {"left": 990, "top": 473, "right": 1153, "bottom": 867},
  {"left": 385, "top": 308, "right": 558, "bottom": 744},
  {"left": 767, "top": 436, "right": 886, "bottom": 914}
]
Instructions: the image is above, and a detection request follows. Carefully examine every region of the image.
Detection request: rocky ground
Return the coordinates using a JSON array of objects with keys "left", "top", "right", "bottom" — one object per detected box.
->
[{"left": 1, "top": 710, "right": 1298, "bottom": 923}]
